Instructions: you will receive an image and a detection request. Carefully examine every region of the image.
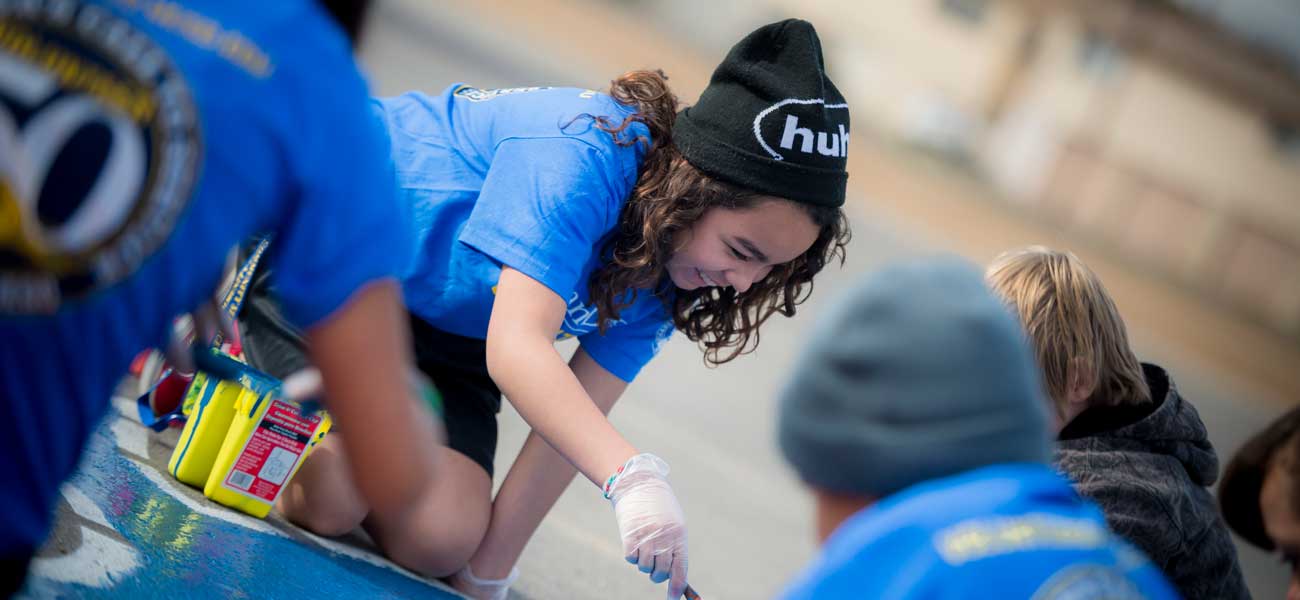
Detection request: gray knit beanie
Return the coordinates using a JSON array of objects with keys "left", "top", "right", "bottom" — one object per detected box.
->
[{"left": 778, "top": 257, "right": 1052, "bottom": 497}]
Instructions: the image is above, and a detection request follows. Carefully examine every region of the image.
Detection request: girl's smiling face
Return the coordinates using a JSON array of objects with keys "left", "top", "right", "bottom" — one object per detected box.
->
[{"left": 665, "top": 198, "right": 821, "bottom": 293}]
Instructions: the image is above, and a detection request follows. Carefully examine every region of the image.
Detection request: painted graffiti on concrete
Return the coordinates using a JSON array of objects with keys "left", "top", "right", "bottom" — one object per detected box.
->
[{"left": 20, "top": 403, "right": 462, "bottom": 599}]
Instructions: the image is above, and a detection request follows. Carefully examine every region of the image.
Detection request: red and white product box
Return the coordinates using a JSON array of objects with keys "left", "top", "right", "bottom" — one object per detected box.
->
[{"left": 222, "top": 398, "right": 324, "bottom": 503}]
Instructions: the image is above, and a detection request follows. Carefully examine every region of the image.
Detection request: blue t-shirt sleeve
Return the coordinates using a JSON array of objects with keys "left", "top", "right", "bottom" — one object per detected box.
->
[
  {"left": 579, "top": 309, "right": 675, "bottom": 382},
  {"left": 269, "top": 58, "right": 410, "bottom": 329},
  {"left": 459, "top": 137, "right": 620, "bottom": 303}
]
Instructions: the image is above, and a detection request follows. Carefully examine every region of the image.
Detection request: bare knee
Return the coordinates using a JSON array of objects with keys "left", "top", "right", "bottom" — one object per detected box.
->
[
  {"left": 382, "top": 513, "right": 488, "bottom": 577},
  {"left": 372, "top": 448, "right": 493, "bottom": 577},
  {"left": 277, "top": 437, "right": 367, "bottom": 537},
  {"left": 285, "top": 497, "right": 365, "bottom": 537}
]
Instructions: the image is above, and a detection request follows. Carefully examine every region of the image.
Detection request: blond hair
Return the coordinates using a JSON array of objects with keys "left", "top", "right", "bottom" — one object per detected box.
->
[{"left": 985, "top": 246, "right": 1150, "bottom": 417}]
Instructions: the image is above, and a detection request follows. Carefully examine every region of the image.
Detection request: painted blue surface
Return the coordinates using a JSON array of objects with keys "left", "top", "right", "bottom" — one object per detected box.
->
[{"left": 21, "top": 413, "right": 461, "bottom": 600}]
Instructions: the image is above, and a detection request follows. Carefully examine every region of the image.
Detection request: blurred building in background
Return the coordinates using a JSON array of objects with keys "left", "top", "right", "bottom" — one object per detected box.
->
[{"left": 768, "top": 0, "right": 1300, "bottom": 338}]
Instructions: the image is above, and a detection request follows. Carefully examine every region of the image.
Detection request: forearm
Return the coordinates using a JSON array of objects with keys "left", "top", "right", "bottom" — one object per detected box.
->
[
  {"left": 470, "top": 347, "right": 629, "bottom": 580},
  {"left": 486, "top": 339, "right": 635, "bottom": 485},
  {"left": 305, "top": 280, "right": 441, "bottom": 525},
  {"left": 480, "top": 275, "right": 690, "bottom": 596},
  {"left": 469, "top": 430, "right": 578, "bottom": 578}
]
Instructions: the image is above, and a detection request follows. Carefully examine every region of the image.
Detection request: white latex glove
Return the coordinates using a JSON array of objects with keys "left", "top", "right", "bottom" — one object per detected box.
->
[
  {"left": 605, "top": 453, "right": 689, "bottom": 600},
  {"left": 449, "top": 564, "right": 519, "bottom": 600}
]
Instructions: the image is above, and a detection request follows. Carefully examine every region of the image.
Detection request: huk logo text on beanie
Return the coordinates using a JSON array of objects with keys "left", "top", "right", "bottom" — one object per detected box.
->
[{"left": 755, "top": 98, "right": 850, "bottom": 161}]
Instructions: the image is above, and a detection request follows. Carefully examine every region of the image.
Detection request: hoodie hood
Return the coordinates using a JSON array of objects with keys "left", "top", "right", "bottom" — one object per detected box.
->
[
  {"left": 1058, "top": 363, "right": 1218, "bottom": 485},
  {"left": 1055, "top": 364, "right": 1248, "bottom": 600},
  {"left": 1071, "top": 364, "right": 1219, "bottom": 485}
]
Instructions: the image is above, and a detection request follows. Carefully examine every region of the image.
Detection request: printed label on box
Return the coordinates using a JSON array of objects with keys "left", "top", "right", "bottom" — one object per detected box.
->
[{"left": 222, "top": 398, "right": 324, "bottom": 503}]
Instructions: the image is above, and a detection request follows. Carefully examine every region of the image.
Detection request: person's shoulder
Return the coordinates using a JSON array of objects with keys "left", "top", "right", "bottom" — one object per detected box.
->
[
  {"left": 823, "top": 471, "right": 1036, "bottom": 561},
  {"left": 1059, "top": 462, "right": 1191, "bottom": 553},
  {"left": 477, "top": 86, "right": 633, "bottom": 114},
  {"left": 174, "top": 0, "right": 365, "bottom": 117},
  {"left": 478, "top": 87, "right": 647, "bottom": 150},
  {"left": 241, "top": 1, "right": 354, "bottom": 63},
  {"left": 790, "top": 466, "right": 1172, "bottom": 599},
  {"left": 565, "top": 88, "right": 651, "bottom": 150},
  {"left": 268, "top": 6, "right": 365, "bottom": 89},
  {"left": 786, "top": 511, "right": 944, "bottom": 599},
  {"left": 234, "top": 3, "right": 379, "bottom": 154},
  {"left": 147, "top": 0, "right": 357, "bottom": 78},
  {"left": 931, "top": 496, "right": 1179, "bottom": 599},
  {"left": 1058, "top": 450, "right": 1186, "bottom": 504}
]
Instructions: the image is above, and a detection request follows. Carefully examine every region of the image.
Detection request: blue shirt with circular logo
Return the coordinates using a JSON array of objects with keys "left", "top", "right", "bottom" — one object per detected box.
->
[{"left": 0, "top": 0, "right": 408, "bottom": 553}]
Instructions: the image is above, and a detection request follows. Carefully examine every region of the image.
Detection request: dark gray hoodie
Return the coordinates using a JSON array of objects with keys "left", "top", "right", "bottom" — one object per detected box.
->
[{"left": 1057, "top": 363, "right": 1250, "bottom": 600}]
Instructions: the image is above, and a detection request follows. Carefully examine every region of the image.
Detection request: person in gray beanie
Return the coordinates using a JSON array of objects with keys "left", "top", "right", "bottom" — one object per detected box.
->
[{"left": 776, "top": 257, "right": 1179, "bottom": 600}]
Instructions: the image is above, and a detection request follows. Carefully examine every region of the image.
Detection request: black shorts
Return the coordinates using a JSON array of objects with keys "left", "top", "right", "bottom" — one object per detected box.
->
[
  {"left": 236, "top": 249, "right": 502, "bottom": 477},
  {"left": 406, "top": 314, "right": 501, "bottom": 477}
]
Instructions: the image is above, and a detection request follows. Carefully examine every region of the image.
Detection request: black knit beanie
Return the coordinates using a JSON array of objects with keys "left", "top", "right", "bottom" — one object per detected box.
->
[{"left": 673, "top": 19, "right": 849, "bottom": 208}]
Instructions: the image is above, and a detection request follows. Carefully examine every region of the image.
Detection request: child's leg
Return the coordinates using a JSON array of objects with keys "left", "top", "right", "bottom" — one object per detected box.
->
[
  {"left": 277, "top": 433, "right": 493, "bottom": 577},
  {"left": 276, "top": 436, "right": 367, "bottom": 536},
  {"left": 364, "top": 317, "right": 501, "bottom": 576},
  {"left": 365, "top": 446, "right": 492, "bottom": 577},
  {"left": 239, "top": 253, "right": 499, "bottom": 576}
]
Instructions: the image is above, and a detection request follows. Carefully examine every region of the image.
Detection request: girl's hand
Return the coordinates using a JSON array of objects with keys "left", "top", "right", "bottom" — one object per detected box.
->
[
  {"left": 448, "top": 564, "right": 519, "bottom": 600},
  {"left": 606, "top": 454, "right": 689, "bottom": 600}
]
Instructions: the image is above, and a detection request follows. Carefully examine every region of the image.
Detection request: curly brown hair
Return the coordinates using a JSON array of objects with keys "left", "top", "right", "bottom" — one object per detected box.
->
[{"left": 584, "top": 70, "right": 851, "bottom": 366}]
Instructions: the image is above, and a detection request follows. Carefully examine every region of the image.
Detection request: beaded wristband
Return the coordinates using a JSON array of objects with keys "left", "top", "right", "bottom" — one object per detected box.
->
[{"left": 602, "top": 463, "right": 627, "bottom": 499}]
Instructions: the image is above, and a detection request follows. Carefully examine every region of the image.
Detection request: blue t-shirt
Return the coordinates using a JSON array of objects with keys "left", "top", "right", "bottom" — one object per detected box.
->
[
  {"left": 0, "top": 0, "right": 407, "bottom": 553},
  {"left": 373, "top": 85, "right": 675, "bottom": 383},
  {"left": 780, "top": 464, "right": 1180, "bottom": 600}
]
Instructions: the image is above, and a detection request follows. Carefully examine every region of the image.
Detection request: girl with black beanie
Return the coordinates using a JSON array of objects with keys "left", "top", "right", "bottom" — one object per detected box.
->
[{"left": 239, "top": 19, "right": 852, "bottom": 599}]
